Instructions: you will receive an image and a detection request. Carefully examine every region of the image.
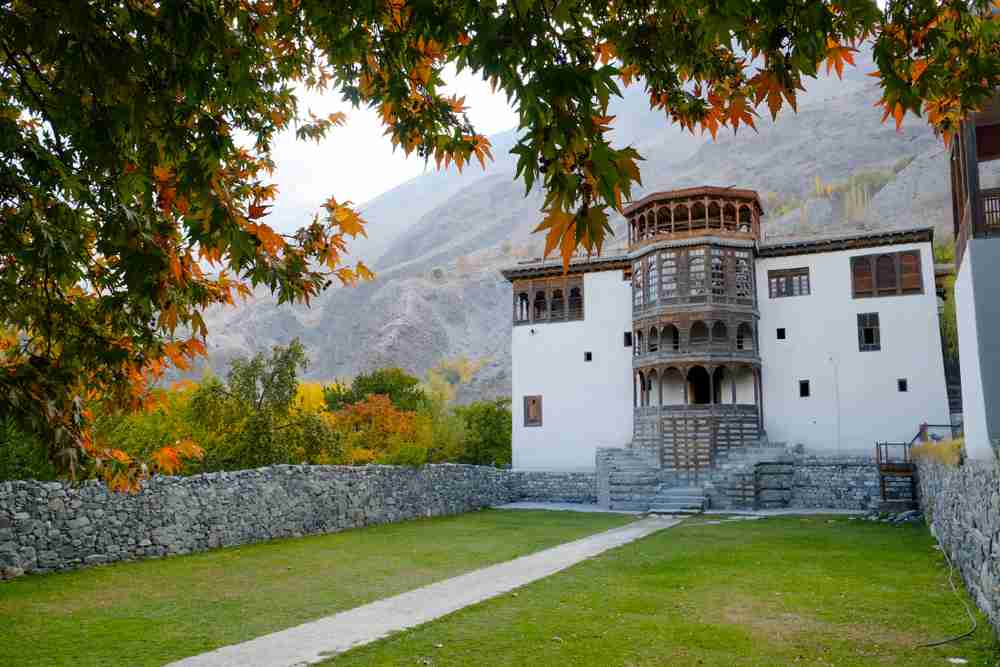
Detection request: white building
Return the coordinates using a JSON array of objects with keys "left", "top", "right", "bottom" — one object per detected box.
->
[
  {"left": 948, "top": 101, "right": 1000, "bottom": 461},
  {"left": 503, "top": 186, "right": 951, "bottom": 472}
]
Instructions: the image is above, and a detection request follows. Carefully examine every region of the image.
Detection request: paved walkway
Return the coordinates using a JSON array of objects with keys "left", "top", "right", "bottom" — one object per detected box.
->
[
  {"left": 495, "top": 501, "right": 867, "bottom": 517},
  {"left": 168, "top": 515, "right": 679, "bottom": 667}
]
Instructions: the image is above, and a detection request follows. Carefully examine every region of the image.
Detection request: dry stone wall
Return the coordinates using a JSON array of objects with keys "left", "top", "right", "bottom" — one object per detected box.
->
[
  {"left": 510, "top": 471, "right": 596, "bottom": 504},
  {"left": 917, "top": 460, "right": 1000, "bottom": 634},
  {"left": 789, "top": 455, "right": 881, "bottom": 510},
  {"left": 0, "top": 464, "right": 519, "bottom": 580}
]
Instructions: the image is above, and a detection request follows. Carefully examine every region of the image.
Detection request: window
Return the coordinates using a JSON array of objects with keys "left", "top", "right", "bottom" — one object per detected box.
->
[
  {"left": 568, "top": 286, "right": 583, "bottom": 319},
  {"left": 647, "top": 255, "right": 659, "bottom": 303},
  {"left": 515, "top": 292, "right": 530, "bottom": 323},
  {"left": 688, "top": 249, "right": 706, "bottom": 296},
  {"left": 624, "top": 331, "right": 633, "bottom": 347},
  {"left": 632, "top": 262, "right": 644, "bottom": 308},
  {"left": 858, "top": 312, "right": 881, "bottom": 351},
  {"left": 661, "top": 252, "right": 678, "bottom": 298},
  {"left": 584, "top": 352, "right": 593, "bottom": 362},
  {"left": 532, "top": 291, "right": 548, "bottom": 320},
  {"left": 799, "top": 380, "right": 810, "bottom": 398},
  {"left": 513, "top": 279, "right": 583, "bottom": 325},
  {"left": 524, "top": 396, "right": 542, "bottom": 427},
  {"left": 550, "top": 289, "right": 565, "bottom": 320},
  {"left": 852, "top": 251, "right": 923, "bottom": 298},
  {"left": 735, "top": 252, "right": 752, "bottom": 298},
  {"left": 776, "top": 327, "right": 786, "bottom": 340},
  {"left": 898, "top": 378, "right": 908, "bottom": 392},
  {"left": 711, "top": 249, "right": 726, "bottom": 297},
  {"left": 768, "top": 267, "right": 810, "bottom": 298}
]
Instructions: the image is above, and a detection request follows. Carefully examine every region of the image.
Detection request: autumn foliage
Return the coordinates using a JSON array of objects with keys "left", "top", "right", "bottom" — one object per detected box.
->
[{"left": 2, "top": 1, "right": 998, "bottom": 485}]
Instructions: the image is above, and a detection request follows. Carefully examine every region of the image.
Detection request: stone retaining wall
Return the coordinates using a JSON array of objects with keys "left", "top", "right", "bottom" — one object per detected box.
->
[
  {"left": 917, "top": 460, "right": 1000, "bottom": 634},
  {"left": 0, "top": 464, "right": 519, "bottom": 580},
  {"left": 789, "top": 455, "right": 880, "bottom": 510},
  {"left": 511, "top": 471, "right": 596, "bottom": 504}
]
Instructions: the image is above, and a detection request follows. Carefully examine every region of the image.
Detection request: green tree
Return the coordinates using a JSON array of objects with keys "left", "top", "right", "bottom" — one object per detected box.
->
[
  {"left": 456, "top": 399, "right": 512, "bottom": 467},
  {"left": 190, "top": 340, "right": 341, "bottom": 470},
  {"left": 2, "top": 0, "right": 998, "bottom": 478},
  {"left": 324, "top": 368, "right": 429, "bottom": 412}
]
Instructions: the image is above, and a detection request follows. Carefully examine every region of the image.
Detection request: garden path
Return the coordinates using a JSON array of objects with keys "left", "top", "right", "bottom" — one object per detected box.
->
[{"left": 167, "top": 515, "right": 679, "bottom": 667}]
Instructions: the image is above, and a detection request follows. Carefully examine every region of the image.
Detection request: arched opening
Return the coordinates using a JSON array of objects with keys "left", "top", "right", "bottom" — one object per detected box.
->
[
  {"left": 533, "top": 291, "right": 548, "bottom": 321},
  {"left": 638, "top": 213, "right": 647, "bottom": 240},
  {"left": 657, "top": 207, "right": 671, "bottom": 234},
  {"left": 635, "top": 329, "right": 644, "bottom": 355},
  {"left": 568, "top": 287, "right": 583, "bottom": 319},
  {"left": 738, "top": 205, "right": 753, "bottom": 232},
  {"left": 711, "top": 321, "right": 728, "bottom": 348},
  {"left": 660, "top": 367, "right": 686, "bottom": 405},
  {"left": 516, "top": 292, "right": 529, "bottom": 322},
  {"left": 648, "top": 369, "right": 660, "bottom": 407},
  {"left": 690, "top": 201, "right": 707, "bottom": 228},
  {"left": 673, "top": 205, "right": 690, "bottom": 233},
  {"left": 550, "top": 289, "right": 565, "bottom": 320},
  {"left": 723, "top": 203, "right": 738, "bottom": 231},
  {"left": 688, "top": 366, "right": 712, "bottom": 405},
  {"left": 636, "top": 371, "right": 645, "bottom": 407},
  {"left": 690, "top": 321, "right": 709, "bottom": 349},
  {"left": 736, "top": 322, "right": 754, "bottom": 351},
  {"left": 648, "top": 326, "right": 660, "bottom": 353},
  {"left": 662, "top": 323, "right": 680, "bottom": 351},
  {"left": 712, "top": 366, "right": 729, "bottom": 404},
  {"left": 707, "top": 201, "right": 722, "bottom": 229}
]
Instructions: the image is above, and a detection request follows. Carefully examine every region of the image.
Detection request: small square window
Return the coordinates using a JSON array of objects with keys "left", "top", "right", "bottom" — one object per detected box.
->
[
  {"left": 624, "top": 332, "right": 633, "bottom": 347},
  {"left": 524, "top": 395, "right": 542, "bottom": 427},
  {"left": 898, "top": 378, "right": 908, "bottom": 392},
  {"left": 777, "top": 328, "right": 786, "bottom": 340},
  {"left": 799, "top": 380, "right": 810, "bottom": 398},
  {"left": 584, "top": 351, "right": 593, "bottom": 362},
  {"left": 857, "top": 312, "right": 881, "bottom": 352}
]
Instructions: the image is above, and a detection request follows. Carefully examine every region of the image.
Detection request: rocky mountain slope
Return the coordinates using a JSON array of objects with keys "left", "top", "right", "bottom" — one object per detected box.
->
[{"left": 198, "top": 49, "right": 968, "bottom": 400}]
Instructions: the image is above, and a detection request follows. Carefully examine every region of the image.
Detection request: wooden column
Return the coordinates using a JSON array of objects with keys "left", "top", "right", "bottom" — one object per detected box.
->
[{"left": 730, "top": 365, "right": 737, "bottom": 404}]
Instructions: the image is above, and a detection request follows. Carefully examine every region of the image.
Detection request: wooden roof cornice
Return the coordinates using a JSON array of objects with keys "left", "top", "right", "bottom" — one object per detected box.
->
[
  {"left": 500, "top": 253, "right": 630, "bottom": 281},
  {"left": 623, "top": 186, "right": 765, "bottom": 217},
  {"left": 758, "top": 227, "right": 934, "bottom": 258}
]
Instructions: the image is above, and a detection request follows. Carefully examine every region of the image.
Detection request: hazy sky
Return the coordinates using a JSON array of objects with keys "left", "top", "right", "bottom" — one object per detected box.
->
[{"left": 265, "top": 68, "right": 518, "bottom": 232}]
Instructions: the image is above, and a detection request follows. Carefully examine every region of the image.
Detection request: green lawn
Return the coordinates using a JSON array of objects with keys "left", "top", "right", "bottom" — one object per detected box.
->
[
  {"left": 0, "top": 509, "right": 632, "bottom": 666},
  {"left": 332, "top": 515, "right": 1000, "bottom": 666}
]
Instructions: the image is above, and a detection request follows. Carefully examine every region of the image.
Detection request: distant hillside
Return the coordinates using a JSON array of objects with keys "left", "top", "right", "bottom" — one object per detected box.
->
[{"left": 197, "top": 47, "right": 966, "bottom": 400}]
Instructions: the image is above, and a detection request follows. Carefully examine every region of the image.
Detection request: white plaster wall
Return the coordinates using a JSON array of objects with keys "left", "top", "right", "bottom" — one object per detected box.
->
[
  {"left": 511, "top": 270, "right": 633, "bottom": 471},
  {"left": 956, "top": 241, "right": 997, "bottom": 460},
  {"left": 756, "top": 241, "right": 950, "bottom": 454}
]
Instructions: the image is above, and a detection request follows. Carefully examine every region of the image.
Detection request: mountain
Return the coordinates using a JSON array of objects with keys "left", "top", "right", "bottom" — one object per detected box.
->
[{"left": 197, "top": 48, "right": 962, "bottom": 400}]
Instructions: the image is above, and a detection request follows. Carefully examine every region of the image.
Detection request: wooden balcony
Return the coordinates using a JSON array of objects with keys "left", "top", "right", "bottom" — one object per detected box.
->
[{"left": 951, "top": 101, "right": 1000, "bottom": 267}]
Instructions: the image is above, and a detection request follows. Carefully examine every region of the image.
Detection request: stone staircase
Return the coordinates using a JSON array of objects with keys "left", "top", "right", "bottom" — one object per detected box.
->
[
  {"left": 648, "top": 486, "right": 708, "bottom": 513},
  {"left": 597, "top": 443, "right": 793, "bottom": 512}
]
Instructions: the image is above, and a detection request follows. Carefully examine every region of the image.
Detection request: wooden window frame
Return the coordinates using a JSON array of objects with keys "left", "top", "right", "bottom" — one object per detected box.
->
[
  {"left": 851, "top": 251, "right": 923, "bottom": 298},
  {"left": 768, "top": 267, "right": 810, "bottom": 298},
  {"left": 858, "top": 312, "right": 881, "bottom": 352},
  {"left": 512, "top": 278, "right": 584, "bottom": 326},
  {"left": 523, "top": 395, "right": 543, "bottom": 427}
]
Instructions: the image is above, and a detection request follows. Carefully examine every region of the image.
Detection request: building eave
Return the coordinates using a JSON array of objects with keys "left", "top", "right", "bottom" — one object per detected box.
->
[
  {"left": 623, "top": 186, "right": 765, "bottom": 217},
  {"left": 501, "top": 254, "right": 631, "bottom": 281},
  {"left": 758, "top": 227, "right": 934, "bottom": 258}
]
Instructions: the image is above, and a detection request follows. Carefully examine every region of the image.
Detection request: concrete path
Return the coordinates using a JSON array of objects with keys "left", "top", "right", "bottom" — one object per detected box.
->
[{"left": 168, "top": 516, "right": 679, "bottom": 667}]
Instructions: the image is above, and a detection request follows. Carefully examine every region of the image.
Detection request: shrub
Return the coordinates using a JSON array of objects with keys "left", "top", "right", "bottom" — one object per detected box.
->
[
  {"left": 912, "top": 438, "right": 964, "bottom": 466},
  {"left": 0, "top": 417, "right": 56, "bottom": 481},
  {"left": 455, "top": 399, "right": 512, "bottom": 466},
  {"left": 324, "top": 394, "right": 417, "bottom": 464}
]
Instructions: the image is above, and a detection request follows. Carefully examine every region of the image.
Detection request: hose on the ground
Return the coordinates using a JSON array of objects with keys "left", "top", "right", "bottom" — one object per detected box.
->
[{"left": 917, "top": 542, "right": 978, "bottom": 648}]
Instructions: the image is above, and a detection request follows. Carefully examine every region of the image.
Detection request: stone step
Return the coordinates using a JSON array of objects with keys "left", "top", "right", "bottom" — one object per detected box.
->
[
  {"left": 648, "top": 505, "right": 704, "bottom": 515},
  {"left": 655, "top": 486, "right": 705, "bottom": 495},
  {"left": 650, "top": 494, "right": 706, "bottom": 506}
]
